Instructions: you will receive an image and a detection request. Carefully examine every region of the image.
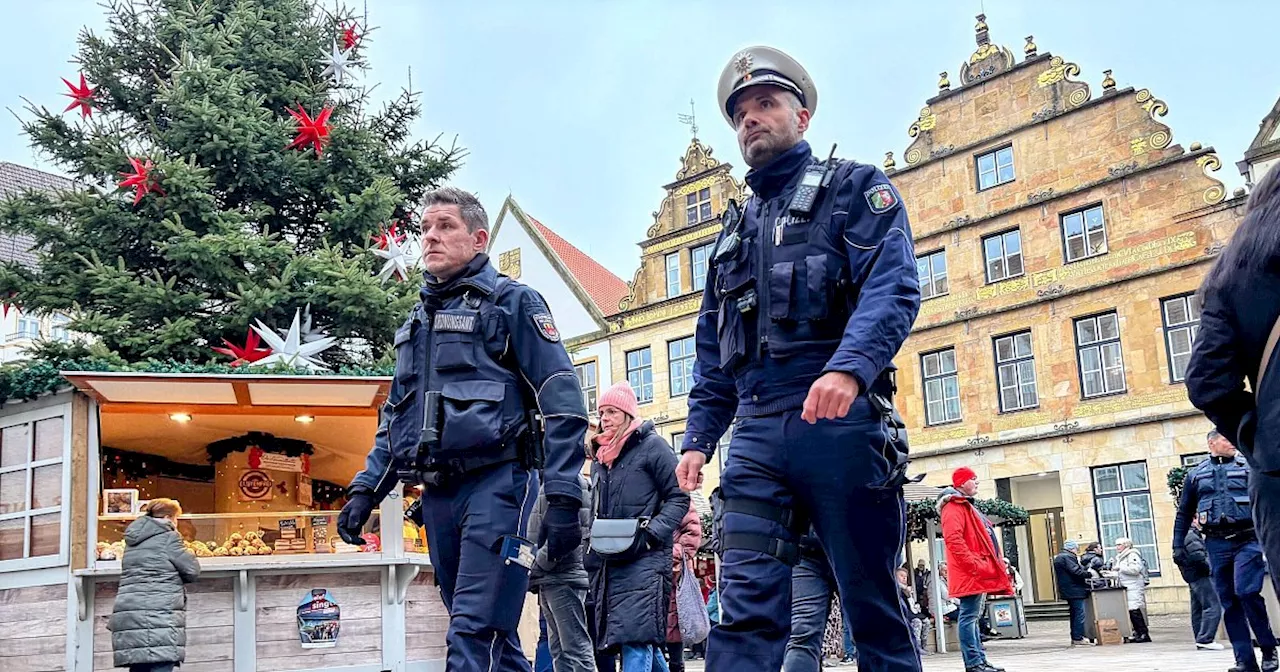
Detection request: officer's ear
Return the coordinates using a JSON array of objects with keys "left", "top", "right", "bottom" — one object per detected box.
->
[
  {"left": 795, "top": 107, "right": 811, "bottom": 134},
  {"left": 472, "top": 226, "right": 490, "bottom": 253}
]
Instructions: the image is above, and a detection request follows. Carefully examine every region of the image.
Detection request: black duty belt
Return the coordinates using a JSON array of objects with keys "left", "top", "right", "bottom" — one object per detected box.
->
[{"left": 400, "top": 439, "right": 523, "bottom": 486}]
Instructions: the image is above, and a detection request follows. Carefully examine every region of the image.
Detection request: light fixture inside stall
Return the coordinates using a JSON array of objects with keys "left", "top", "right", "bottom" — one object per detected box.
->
[
  {"left": 294, "top": 414, "right": 315, "bottom": 424},
  {"left": 169, "top": 412, "right": 192, "bottom": 423}
]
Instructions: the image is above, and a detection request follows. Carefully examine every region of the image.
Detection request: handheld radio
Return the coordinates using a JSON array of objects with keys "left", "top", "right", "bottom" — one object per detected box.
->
[{"left": 788, "top": 143, "right": 838, "bottom": 216}]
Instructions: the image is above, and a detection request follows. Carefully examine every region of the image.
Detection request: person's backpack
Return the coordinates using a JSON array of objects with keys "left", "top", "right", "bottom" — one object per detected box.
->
[{"left": 1139, "top": 554, "right": 1151, "bottom": 586}]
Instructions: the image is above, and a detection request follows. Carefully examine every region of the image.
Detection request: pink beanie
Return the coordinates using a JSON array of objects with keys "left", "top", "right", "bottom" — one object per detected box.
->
[{"left": 598, "top": 381, "right": 640, "bottom": 419}]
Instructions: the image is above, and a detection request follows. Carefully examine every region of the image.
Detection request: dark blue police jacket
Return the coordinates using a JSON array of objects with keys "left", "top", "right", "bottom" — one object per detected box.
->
[
  {"left": 351, "top": 253, "right": 588, "bottom": 504},
  {"left": 1173, "top": 454, "right": 1253, "bottom": 548},
  {"left": 681, "top": 140, "right": 921, "bottom": 456}
]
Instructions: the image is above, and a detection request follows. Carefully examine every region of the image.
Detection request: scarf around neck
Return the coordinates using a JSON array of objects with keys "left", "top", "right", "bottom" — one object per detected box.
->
[{"left": 593, "top": 417, "right": 643, "bottom": 469}]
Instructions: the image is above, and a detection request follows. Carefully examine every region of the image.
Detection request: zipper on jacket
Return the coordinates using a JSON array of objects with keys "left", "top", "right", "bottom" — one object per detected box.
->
[{"left": 757, "top": 198, "right": 771, "bottom": 360}]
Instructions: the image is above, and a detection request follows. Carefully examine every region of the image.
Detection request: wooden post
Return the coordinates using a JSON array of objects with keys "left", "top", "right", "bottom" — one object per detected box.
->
[{"left": 69, "top": 392, "right": 90, "bottom": 570}]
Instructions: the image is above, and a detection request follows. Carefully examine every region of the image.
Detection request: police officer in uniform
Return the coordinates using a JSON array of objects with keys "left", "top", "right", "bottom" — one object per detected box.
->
[
  {"left": 676, "top": 47, "right": 922, "bottom": 672},
  {"left": 1175, "top": 431, "right": 1280, "bottom": 672},
  {"left": 339, "top": 187, "right": 589, "bottom": 672}
]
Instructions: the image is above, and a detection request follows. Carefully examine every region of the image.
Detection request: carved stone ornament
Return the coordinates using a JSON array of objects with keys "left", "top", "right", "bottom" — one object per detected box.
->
[
  {"left": 1204, "top": 241, "right": 1226, "bottom": 256},
  {"left": 960, "top": 14, "right": 1016, "bottom": 86},
  {"left": 1101, "top": 69, "right": 1116, "bottom": 93},
  {"left": 1027, "top": 187, "right": 1056, "bottom": 204},
  {"left": 675, "top": 138, "right": 723, "bottom": 181},
  {"left": 1108, "top": 161, "right": 1139, "bottom": 177},
  {"left": 1198, "top": 153, "right": 1227, "bottom": 205},
  {"left": 1036, "top": 284, "right": 1065, "bottom": 298},
  {"left": 944, "top": 214, "right": 972, "bottom": 229},
  {"left": 929, "top": 144, "right": 956, "bottom": 159},
  {"left": 955, "top": 307, "right": 981, "bottom": 320}
]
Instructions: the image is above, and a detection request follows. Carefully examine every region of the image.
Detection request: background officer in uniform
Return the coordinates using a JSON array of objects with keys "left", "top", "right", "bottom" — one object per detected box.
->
[
  {"left": 676, "top": 46, "right": 922, "bottom": 672},
  {"left": 1175, "top": 430, "right": 1280, "bottom": 672},
  {"left": 339, "top": 187, "right": 589, "bottom": 672}
]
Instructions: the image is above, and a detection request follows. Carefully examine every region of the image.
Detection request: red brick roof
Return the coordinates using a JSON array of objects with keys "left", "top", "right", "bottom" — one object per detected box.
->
[{"left": 527, "top": 215, "right": 629, "bottom": 316}]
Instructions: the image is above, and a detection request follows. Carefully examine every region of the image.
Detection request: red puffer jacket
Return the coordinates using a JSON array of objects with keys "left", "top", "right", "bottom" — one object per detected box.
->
[
  {"left": 938, "top": 488, "right": 1013, "bottom": 599},
  {"left": 667, "top": 502, "right": 703, "bottom": 643}
]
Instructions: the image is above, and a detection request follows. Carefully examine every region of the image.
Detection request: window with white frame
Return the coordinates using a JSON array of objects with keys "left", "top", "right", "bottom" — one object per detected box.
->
[
  {"left": 1062, "top": 205, "right": 1108, "bottom": 262},
  {"left": 51, "top": 315, "right": 71, "bottom": 343},
  {"left": 691, "top": 243, "right": 715, "bottom": 293},
  {"left": 1076, "top": 312, "right": 1126, "bottom": 398},
  {"left": 671, "top": 432, "right": 685, "bottom": 454},
  {"left": 977, "top": 146, "right": 1015, "bottom": 190},
  {"left": 983, "top": 229, "right": 1024, "bottom": 283},
  {"left": 1181, "top": 453, "right": 1209, "bottom": 467},
  {"left": 626, "top": 347, "right": 654, "bottom": 403},
  {"left": 16, "top": 317, "right": 39, "bottom": 340},
  {"left": 995, "top": 331, "right": 1039, "bottom": 412},
  {"left": 574, "top": 361, "right": 598, "bottom": 414},
  {"left": 1162, "top": 294, "right": 1202, "bottom": 383},
  {"left": 686, "top": 187, "right": 712, "bottom": 225},
  {"left": 921, "top": 348, "right": 961, "bottom": 425},
  {"left": 0, "top": 414, "right": 65, "bottom": 562},
  {"left": 665, "top": 252, "right": 681, "bottom": 298},
  {"left": 668, "top": 336, "right": 696, "bottom": 397},
  {"left": 917, "top": 249, "right": 949, "bottom": 300},
  {"left": 1092, "top": 462, "right": 1160, "bottom": 574}
]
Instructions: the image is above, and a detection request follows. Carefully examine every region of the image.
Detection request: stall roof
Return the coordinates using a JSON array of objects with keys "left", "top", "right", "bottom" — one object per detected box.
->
[{"left": 61, "top": 371, "right": 392, "bottom": 416}]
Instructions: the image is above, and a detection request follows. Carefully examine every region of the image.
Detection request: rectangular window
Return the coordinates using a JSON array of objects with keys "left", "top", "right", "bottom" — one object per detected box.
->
[
  {"left": 0, "top": 415, "right": 65, "bottom": 563},
  {"left": 977, "top": 146, "right": 1015, "bottom": 190},
  {"left": 1076, "top": 312, "right": 1126, "bottom": 398},
  {"left": 15, "top": 317, "right": 39, "bottom": 340},
  {"left": 50, "top": 315, "right": 70, "bottom": 343},
  {"left": 686, "top": 187, "right": 712, "bottom": 225},
  {"left": 1181, "top": 452, "right": 1209, "bottom": 467},
  {"left": 1091, "top": 462, "right": 1160, "bottom": 574},
  {"left": 671, "top": 432, "right": 685, "bottom": 454},
  {"left": 916, "top": 249, "right": 949, "bottom": 300},
  {"left": 668, "top": 336, "right": 696, "bottom": 397},
  {"left": 691, "top": 243, "right": 715, "bottom": 293},
  {"left": 626, "top": 347, "right": 654, "bottom": 403},
  {"left": 1162, "top": 294, "right": 1202, "bottom": 383},
  {"left": 983, "top": 229, "right": 1024, "bottom": 283},
  {"left": 665, "top": 252, "right": 681, "bottom": 298},
  {"left": 1062, "top": 205, "right": 1108, "bottom": 262},
  {"left": 920, "top": 348, "right": 961, "bottom": 426},
  {"left": 574, "top": 361, "right": 598, "bottom": 414},
  {"left": 994, "top": 331, "right": 1039, "bottom": 412}
]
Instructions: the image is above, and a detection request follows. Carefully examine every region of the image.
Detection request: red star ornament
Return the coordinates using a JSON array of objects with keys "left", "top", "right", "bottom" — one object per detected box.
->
[
  {"left": 285, "top": 104, "right": 333, "bottom": 157},
  {"left": 212, "top": 329, "right": 272, "bottom": 366},
  {"left": 340, "top": 22, "right": 361, "bottom": 51},
  {"left": 61, "top": 73, "right": 97, "bottom": 118},
  {"left": 371, "top": 223, "right": 408, "bottom": 250},
  {"left": 118, "top": 158, "right": 164, "bottom": 205}
]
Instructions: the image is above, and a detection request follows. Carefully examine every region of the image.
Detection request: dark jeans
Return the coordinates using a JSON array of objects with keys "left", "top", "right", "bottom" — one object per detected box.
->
[
  {"left": 957, "top": 594, "right": 986, "bottom": 668},
  {"left": 540, "top": 584, "right": 594, "bottom": 672},
  {"left": 129, "top": 665, "right": 175, "bottom": 672},
  {"left": 666, "top": 642, "right": 685, "bottom": 672},
  {"left": 1206, "top": 533, "right": 1277, "bottom": 668},
  {"left": 536, "top": 612, "right": 553, "bottom": 672},
  {"left": 1067, "top": 598, "right": 1087, "bottom": 642},
  {"left": 585, "top": 597, "right": 617, "bottom": 672},
  {"left": 782, "top": 552, "right": 836, "bottom": 672},
  {"left": 1189, "top": 575, "right": 1224, "bottom": 645}
]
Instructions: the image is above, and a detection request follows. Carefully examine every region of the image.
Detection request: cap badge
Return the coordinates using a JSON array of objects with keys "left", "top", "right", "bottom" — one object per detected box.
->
[{"left": 733, "top": 51, "right": 754, "bottom": 75}]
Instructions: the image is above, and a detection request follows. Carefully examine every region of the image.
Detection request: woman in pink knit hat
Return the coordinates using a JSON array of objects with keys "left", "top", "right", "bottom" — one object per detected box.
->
[{"left": 588, "top": 381, "right": 690, "bottom": 672}]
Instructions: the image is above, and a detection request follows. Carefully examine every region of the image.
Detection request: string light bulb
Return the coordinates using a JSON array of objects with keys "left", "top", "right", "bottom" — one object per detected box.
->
[{"left": 170, "top": 412, "right": 192, "bottom": 423}]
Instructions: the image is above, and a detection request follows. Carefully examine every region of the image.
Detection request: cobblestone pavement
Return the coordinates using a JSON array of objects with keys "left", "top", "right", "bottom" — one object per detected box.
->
[{"left": 683, "top": 616, "right": 1243, "bottom": 672}]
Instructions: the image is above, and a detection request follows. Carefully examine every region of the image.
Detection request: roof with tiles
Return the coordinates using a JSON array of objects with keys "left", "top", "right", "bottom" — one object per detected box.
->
[
  {"left": 525, "top": 214, "right": 629, "bottom": 317},
  {"left": 0, "top": 162, "right": 76, "bottom": 270}
]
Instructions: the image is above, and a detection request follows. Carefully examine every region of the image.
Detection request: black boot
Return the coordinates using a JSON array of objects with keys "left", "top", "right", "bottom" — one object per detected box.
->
[
  {"left": 1263, "top": 647, "right": 1278, "bottom": 672},
  {"left": 1129, "top": 609, "right": 1152, "bottom": 643},
  {"left": 1229, "top": 663, "right": 1262, "bottom": 672}
]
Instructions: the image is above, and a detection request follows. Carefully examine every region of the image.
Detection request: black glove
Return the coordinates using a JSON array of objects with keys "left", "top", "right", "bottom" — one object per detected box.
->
[
  {"left": 541, "top": 496, "right": 582, "bottom": 562},
  {"left": 338, "top": 490, "right": 376, "bottom": 545}
]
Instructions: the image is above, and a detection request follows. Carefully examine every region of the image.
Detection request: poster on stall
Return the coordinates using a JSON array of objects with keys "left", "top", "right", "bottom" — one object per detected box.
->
[
  {"left": 297, "top": 589, "right": 340, "bottom": 648},
  {"left": 238, "top": 469, "right": 274, "bottom": 501},
  {"left": 259, "top": 452, "right": 304, "bottom": 472},
  {"left": 310, "top": 515, "right": 332, "bottom": 553},
  {"left": 991, "top": 601, "right": 1014, "bottom": 628},
  {"left": 298, "top": 474, "right": 313, "bottom": 507}
]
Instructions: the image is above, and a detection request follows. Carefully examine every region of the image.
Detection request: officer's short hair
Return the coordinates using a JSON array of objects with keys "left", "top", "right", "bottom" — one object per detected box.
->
[
  {"left": 423, "top": 186, "right": 489, "bottom": 233},
  {"left": 1207, "top": 429, "right": 1221, "bottom": 441}
]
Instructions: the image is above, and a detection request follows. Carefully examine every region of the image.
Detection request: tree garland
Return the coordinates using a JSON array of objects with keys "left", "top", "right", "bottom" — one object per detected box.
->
[
  {"left": 103, "top": 446, "right": 215, "bottom": 482},
  {"left": 1168, "top": 465, "right": 1191, "bottom": 500},
  {"left": 207, "top": 431, "right": 314, "bottom": 464},
  {"left": 906, "top": 497, "right": 1030, "bottom": 542}
]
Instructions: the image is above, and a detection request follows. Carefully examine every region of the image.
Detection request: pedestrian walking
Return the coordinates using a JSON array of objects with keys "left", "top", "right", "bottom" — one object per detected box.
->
[
  {"left": 529, "top": 473, "right": 595, "bottom": 672},
  {"left": 938, "top": 467, "right": 1011, "bottom": 672},
  {"left": 588, "top": 382, "right": 690, "bottom": 672},
  {"left": 1176, "top": 521, "right": 1225, "bottom": 651},
  {"left": 1105, "top": 539, "right": 1152, "bottom": 643},
  {"left": 1053, "top": 540, "right": 1093, "bottom": 646},
  {"left": 109, "top": 498, "right": 201, "bottom": 672},
  {"left": 783, "top": 531, "right": 839, "bottom": 672},
  {"left": 667, "top": 501, "right": 704, "bottom": 672},
  {"left": 1186, "top": 166, "right": 1280, "bottom": 671},
  {"left": 675, "top": 44, "right": 922, "bottom": 672},
  {"left": 897, "top": 568, "right": 930, "bottom": 657},
  {"left": 1173, "top": 431, "right": 1278, "bottom": 671},
  {"left": 340, "top": 187, "right": 588, "bottom": 672}
]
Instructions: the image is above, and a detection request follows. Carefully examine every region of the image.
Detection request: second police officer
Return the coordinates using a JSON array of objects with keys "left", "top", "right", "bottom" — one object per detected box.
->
[
  {"left": 675, "top": 47, "right": 923, "bottom": 672},
  {"left": 1175, "top": 431, "right": 1280, "bottom": 672},
  {"left": 338, "top": 187, "right": 589, "bottom": 672}
]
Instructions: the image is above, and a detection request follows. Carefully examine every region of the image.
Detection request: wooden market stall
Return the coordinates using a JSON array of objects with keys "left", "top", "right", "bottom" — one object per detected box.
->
[{"left": 0, "top": 371, "right": 451, "bottom": 672}]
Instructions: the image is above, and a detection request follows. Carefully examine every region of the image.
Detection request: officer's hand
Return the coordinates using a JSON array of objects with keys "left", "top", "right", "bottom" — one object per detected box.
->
[
  {"left": 677, "top": 451, "right": 706, "bottom": 491},
  {"left": 802, "top": 371, "right": 860, "bottom": 424},
  {"left": 541, "top": 496, "right": 582, "bottom": 562},
  {"left": 337, "top": 491, "right": 376, "bottom": 545}
]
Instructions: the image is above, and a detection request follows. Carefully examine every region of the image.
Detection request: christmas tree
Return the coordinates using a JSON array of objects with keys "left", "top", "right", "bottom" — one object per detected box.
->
[{"left": 0, "top": 0, "right": 460, "bottom": 369}]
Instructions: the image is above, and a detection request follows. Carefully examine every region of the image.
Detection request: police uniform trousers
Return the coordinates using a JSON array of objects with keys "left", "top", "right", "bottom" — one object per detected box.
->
[
  {"left": 707, "top": 398, "right": 922, "bottom": 672},
  {"left": 1204, "top": 530, "right": 1278, "bottom": 665},
  {"left": 423, "top": 461, "right": 540, "bottom": 672}
]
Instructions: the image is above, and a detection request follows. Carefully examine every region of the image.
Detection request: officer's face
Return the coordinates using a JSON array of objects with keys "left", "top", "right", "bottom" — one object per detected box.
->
[
  {"left": 421, "top": 204, "right": 488, "bottom": 280},
  {"left": 732, "top": 87, "right": 810, "bottom": 169},
  {"left": 1208, "top": 435, "right": 1237, "bottom": 457}
]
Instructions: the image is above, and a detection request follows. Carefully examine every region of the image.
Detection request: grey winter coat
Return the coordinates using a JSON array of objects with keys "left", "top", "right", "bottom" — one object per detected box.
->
[
  {"left": 109, "top": 515, "right": 201, "bottom": 667},
  {"left": 588, "top": 421, "right": 689, "bottom": 650},
  {"left": 528, "top": 474, "right": 592, "bottom": 591}
]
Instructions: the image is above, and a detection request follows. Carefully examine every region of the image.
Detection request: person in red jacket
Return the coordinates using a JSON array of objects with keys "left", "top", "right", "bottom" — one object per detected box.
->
[
  {"left": 938, "top": 467, "right": 1012, "bottom": 672},
  {"left": 666, "top": 501, "right": 703, "bottom": 672}
]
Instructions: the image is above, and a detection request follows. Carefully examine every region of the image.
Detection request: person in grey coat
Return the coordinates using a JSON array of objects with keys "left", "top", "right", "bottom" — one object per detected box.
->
[
  {"left": 529, "top": 473, "right": 594, "bottom": 672},
  {"left": 109, "top": 498, "right": 200, "bottom": 672}
]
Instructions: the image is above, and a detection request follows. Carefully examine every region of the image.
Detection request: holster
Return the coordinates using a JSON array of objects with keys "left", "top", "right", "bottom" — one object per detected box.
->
[{"left": 867, "top": 367, "right": 919, "bottom": 495}]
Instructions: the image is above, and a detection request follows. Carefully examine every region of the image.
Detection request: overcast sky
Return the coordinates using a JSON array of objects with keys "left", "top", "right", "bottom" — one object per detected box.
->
[{"left": 1, "top": 0, "right": 1275, "bottom": 279}]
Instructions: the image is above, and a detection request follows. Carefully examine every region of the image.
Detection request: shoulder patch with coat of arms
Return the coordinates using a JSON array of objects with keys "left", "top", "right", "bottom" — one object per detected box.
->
[
  {"left": 864, "top": 183, "right": 900, "bottom": 215},
  {"left": 532, "top": 312, "right": 560, "bottom": 342}
]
